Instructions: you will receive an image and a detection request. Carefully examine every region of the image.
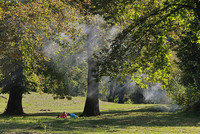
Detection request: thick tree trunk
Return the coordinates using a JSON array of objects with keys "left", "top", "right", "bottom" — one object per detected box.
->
[
  {"left": 80, "top": 59, "right": 100, "bottom": 116},
  {"left": 80, "top": 24, "right": 101, "bottom": 117},
  {"left": 3, "top": 88, "right": 24, "bottom": 115},
  {"left": 3, "top": 67, "right": 24, "bottom": 115}
]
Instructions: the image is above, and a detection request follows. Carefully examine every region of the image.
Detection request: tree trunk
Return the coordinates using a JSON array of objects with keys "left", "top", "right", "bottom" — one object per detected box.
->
[
  {"left": 118, "top": 84, "right": 125, "bottom": 104},
  {"left": 80, "top": 24, "right": 101, "bottom": 117},
  {"left": 108, "top": 81, "right": 115, "bottom": 102},
  {"left": 80, "top": 59, "right": 100, "bottom": 116},
  {"left": 3, "top": 88, "right": 24, "bottom": 115},
  {"left": 3, "top": 67, "right": 24, "bottom": 115}
]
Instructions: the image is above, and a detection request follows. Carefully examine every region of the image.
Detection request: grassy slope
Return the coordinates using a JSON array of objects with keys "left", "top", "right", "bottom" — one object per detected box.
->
[{"left": 0, "top": 92, "right": 200, "bottom": 134}]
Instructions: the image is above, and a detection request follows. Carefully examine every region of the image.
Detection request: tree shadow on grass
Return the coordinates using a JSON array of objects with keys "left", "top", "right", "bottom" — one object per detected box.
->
[
  {"left": 0, "top": 107, "right": 199, "bottom": 133},
  {"left": 43, "top": 108, "right": 200, "bottom": 133},
  {"left": 0, "top": 111, "right": 82, "bottom": 117}
]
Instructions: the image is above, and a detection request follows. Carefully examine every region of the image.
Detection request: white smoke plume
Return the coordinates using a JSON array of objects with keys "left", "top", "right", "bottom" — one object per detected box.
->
[
  {"left": 43, "top": 15, "right": 118, "bottom": 63},
  {"left": 141, "top": 83, "right": 181, "bottom": 112},
  {"left": 42, "top": 15, "right": 121, "bottom": 97},
  {"left": 143, "top": 83, "right": 170, "bottom": 104}
]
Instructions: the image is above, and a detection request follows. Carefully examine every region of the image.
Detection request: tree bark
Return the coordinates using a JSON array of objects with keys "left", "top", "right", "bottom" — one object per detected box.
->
[
  {"left": 3, "top": 67, "right": 24, "bottom": 115},
  {"left": 79, "top": 23, "right": 102, "bottom": 117},
  {"left": 80, "top": 59, "right": 100, "bottom": 116},
  {"left": 3, "top": 88, "right": 24, "bottom": 115}
]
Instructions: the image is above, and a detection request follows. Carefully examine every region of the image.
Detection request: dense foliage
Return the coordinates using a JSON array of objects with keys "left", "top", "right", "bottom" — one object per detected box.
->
[
  {"left": 95, "top": 0, "right": 200, "bottom": 87},
  {"left": 0, "top": 0, "right": 82, "bottom": 114},
  {"left": 89, "top": 0, "right": 200, "bottom": 110}
]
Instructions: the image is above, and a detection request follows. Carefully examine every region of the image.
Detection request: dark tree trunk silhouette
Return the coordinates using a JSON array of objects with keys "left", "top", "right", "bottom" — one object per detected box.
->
[
  {"left": 118, "top": 84, "right": 125, "bottom": 104},
  {"left": 79, "top": 24, "right": 101, "bottom": 117},
  {"left": 80, "top": 59, "right": 100, "bottom": 116},
  {"left": 3, "top": 66, "right": 24, "bottom": 115},
  {"left": 4, "top": 87, "right": 24, "bottom": 115}
]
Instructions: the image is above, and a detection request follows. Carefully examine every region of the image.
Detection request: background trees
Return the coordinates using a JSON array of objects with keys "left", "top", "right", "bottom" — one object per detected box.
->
[{"left": 171, "top": 31, "right": 200, "bottom": 112}]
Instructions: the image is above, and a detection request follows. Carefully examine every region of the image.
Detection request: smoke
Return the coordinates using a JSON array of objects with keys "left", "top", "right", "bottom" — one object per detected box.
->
[
  {"left": 143, "top": 83, "right": 170, "bottom": 104},
  {"left": 106, "top": 26, "right": 121, "bottom": 43},
  {"left": 42, "top": 14, "right": 120, "bottom": 97},
  {"left": 100, "top": 77, "right": 181, "bottom": 112},
  {"left": 43, "top": 42, "right": 60, "bottom": 60},
  {"left": 42, "top": 14, "right": 121, "bottom": 74},
  {"left": 113, "top": 80, "right": 172, "bottom": 105},
  {"left": 76, "top": 15, "right": 120, "bottom": 60},
  {"left": 140, "top": 83, "right": 181, "bottom": 112},
  {"left": 153, "top": 104, "right": 182, "bottom": 112}
]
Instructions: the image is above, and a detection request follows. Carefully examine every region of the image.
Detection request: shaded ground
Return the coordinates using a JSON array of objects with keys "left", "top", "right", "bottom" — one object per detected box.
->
[
  {"left": 0, "top": 93, "right": 200, "bottom": 133},
  {"left": 0, "top": 107, "right": 200, "bottom": 133}
]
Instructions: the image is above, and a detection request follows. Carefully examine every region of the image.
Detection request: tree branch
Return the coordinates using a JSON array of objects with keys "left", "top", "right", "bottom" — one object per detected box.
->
[
  {"left": 170, "top": 4, "right": 195, "bottom": 10},
  {"left": 111, "top": 4, "right": 184, "bottom": 48},
  {"left": 195, "top": 1, "right": 200, "bottom": 20}
]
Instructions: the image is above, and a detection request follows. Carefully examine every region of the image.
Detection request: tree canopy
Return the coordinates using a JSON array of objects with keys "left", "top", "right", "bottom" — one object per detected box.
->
[
  {"left": 0, "top": 0, "right": 82, "bottom": 114},
  {"left": 90, "top": 0, "right": 200, "bottom": 88}
]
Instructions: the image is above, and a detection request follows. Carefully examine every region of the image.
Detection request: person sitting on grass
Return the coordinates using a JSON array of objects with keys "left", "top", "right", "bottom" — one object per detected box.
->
[
  {"left": 60, "top": 112, "right": 67, "bottom": 118},
  {"left": 68, "top": 113, "right": 78, "bottom": 118}
]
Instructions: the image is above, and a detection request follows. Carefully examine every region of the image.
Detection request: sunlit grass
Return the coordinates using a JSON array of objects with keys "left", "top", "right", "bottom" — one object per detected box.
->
[{"left": 0, "top": 92, "right": 200, "bottom": 133}]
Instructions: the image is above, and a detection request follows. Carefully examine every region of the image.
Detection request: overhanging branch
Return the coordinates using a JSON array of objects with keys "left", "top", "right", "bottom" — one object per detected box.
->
[{"left": 112, "top": 4, "right": 185, "bottom": 48}]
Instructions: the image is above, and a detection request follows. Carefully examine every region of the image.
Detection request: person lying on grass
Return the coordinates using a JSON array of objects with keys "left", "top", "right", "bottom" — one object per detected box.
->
[
  {"left": 57, "top": 112, "right": 67, "bottom": 118},
  {"left": 68, "top": 113, "right": 78, "bottom": 118}
]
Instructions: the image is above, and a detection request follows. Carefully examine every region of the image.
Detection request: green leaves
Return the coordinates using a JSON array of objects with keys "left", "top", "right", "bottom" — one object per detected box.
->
[
  {"left": 90, "top": 0, "right": 200, "bottom": 89},
  {"left": 0, "top": 0, "right": 83, "bottom": 94}
]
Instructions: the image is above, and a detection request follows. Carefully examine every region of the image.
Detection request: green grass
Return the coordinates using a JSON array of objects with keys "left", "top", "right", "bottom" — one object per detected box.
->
[{"left": 0, "top": 92, "right": 200, "bottom": 133}]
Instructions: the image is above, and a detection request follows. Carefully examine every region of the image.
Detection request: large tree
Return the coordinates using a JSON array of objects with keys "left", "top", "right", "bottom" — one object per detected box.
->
[
  {"left": 78, "top": 17, "right": 110, "bottom": 116},
  {"left": 0, "top": 0, "right": 80, "bottom": 115},
  {"left": 77, "top": 0, "right": 200, "bottom": 114}
]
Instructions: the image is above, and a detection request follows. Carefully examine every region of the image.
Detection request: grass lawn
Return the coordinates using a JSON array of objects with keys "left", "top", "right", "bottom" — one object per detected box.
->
[{"left": 0, "top": 92, "right": 200, "bottom": 133}]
